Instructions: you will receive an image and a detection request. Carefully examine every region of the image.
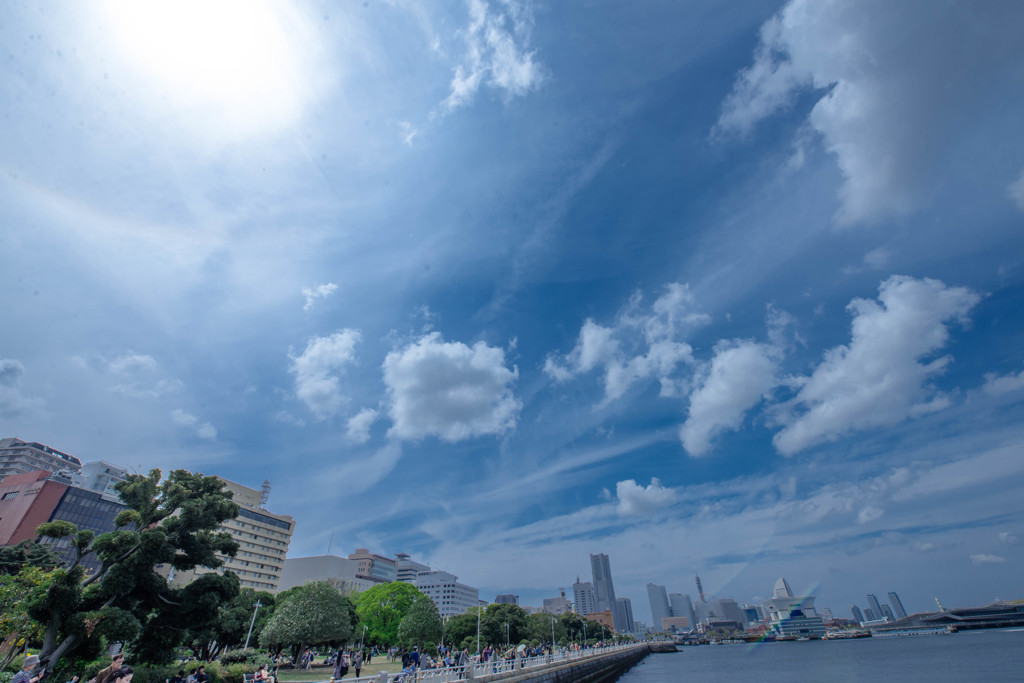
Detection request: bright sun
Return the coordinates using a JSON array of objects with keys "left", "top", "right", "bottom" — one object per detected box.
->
[{"left": 101, "top": 0, "right": 313, "bottom": 135}]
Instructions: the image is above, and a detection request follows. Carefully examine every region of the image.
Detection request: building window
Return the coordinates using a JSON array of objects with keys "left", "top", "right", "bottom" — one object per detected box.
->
[{"left": 1, "top": 492, "right": 17, "bottom": 500}]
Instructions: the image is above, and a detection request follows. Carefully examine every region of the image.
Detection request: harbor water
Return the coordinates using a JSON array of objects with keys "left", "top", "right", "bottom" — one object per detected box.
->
[{"left": 615, "top": 629, "right": 1024, "bottom": 681}]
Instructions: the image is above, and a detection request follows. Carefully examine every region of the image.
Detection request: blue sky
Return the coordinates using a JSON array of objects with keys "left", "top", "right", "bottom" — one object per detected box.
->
[{"left": 2, "top": 0, "right": 1024, "bottom": 625}]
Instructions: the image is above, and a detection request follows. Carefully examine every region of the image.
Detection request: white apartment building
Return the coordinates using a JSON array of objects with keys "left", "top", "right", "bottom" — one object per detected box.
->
[
  {"left": 73, "top": 461, "right": 129, "bottom": 502},
  {"left": 414, "top": 570, "right": 480, "bottom": 618},
  {"left": 278, "top": 555, "right": 377, "bottom": 594},
  {"left": 170, "top": 477, "right": 294, "bottom": 592},
  {"left": 0, "top": 438, "right": 82, "bottom": 482}
]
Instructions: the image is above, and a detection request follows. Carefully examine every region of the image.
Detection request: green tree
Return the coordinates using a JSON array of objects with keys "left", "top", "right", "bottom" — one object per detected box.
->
[
  {"left": 28, "top": 469, "right": 242, "bottom": 671},
  {"left": 0, "top": 541, "right": 61, "bottom": 575},
  {"left": 442, "top": 611, "right": 478, "bottom": 649},
  {"left": 480, "top": 604, "right": 527, "bottom": 648},
  {"left": 258, "top": 581, "right": 356, "bottom": 661},
  {"left": 525, "top": 612, "right": 566, "bottom": 644},
  {"left": 352, "top": 582, "right": 422, "bottom": 647},
  {"left": 0, "top": 566, "right": 55, "bottom": 667},
  {"left": 396, "top": 596, "right": 442, "bottom": 649}
]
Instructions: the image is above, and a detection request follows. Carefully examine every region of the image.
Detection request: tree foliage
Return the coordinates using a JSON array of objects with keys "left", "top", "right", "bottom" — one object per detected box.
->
[
  {"left": 396, "top": 596, "right": 442, "bottom": 648},
  {"left": 525, "top": 612, "right": 566, "bottom": 644},
  {"left": 28, "top": 469, "right": 242, "bottom": 671},
  {"left": 478, "top": 604, "right": 528, "bottom": 647},
  {"left": 258, "top": 582, "right": 356, "bottom": 659},
  {"left": 0, "top": 541, "right": 61, "bottom": 575},
  {"left": 442, "top": 610, "right": 478, "bottom": 649},
  {"left": 352, "top": 582, "right": 422, "bottom": 647}
]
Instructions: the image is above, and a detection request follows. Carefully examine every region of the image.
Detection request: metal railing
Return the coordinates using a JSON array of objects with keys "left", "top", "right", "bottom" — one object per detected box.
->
[{"left": 331, "top": 642, "right": 645, "bottom": 683}]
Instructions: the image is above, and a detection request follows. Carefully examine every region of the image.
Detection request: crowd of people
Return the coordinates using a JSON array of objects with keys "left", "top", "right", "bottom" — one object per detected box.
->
[{"left": 12, "top": 654, "right": 135, "bottom": 683}]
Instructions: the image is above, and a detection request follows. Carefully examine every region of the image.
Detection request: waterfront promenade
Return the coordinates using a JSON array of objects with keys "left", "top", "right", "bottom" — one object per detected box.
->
[{"left": 302, "top": 643, "right": 664, "bottom": 683}]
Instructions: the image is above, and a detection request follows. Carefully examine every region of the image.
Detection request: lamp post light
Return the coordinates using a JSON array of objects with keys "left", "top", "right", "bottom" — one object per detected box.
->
[
  {"left": 243, "top": 600, "right": 263, "bottom": 649},
  {"left": 359, "top": 624, "right": 367, "bottom": 653},
  {"left": 504, "top": 622, "right": 509, "bottom": 650},
  {"left": 551, "top": 617, "right": 556, "bottom": 649},
  {"left": 476, "top": 608, "right": 481, "bottom": 654}
]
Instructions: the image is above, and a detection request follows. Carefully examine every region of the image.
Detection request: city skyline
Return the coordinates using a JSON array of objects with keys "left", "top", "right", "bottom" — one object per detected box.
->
[{"left": 1, "top": 0, "right": 1022, "bottom": 626}]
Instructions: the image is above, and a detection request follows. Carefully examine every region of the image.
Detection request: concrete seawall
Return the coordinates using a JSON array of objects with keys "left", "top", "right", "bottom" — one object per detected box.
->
[{"left": 463, "top": 644, "right": 675, "bottom": 683}]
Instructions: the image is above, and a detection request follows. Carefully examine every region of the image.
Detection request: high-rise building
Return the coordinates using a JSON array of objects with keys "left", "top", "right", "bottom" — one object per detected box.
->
[
  {"left": 0, "top": 438, "right": 82, "bottom": 482},
  {"left": 72, "top": 461, "right": 129, "bottom": 502},
  {"left": 544, "top": 589, "right": 573, "bottom": 615},
  {"left": 348, "top": 548, "right": 398, "bottom": 583},
  {"left": 851, "top": 604, "right": 864, "bottom": 623},
  {"left": 761, "top": 577, "right": 825, "bottom": 638},
  {"left": 394, "top": 552, "right": 430, "bottom": 583},
  {"left": 695, "top": 574, "right": 706, "bottom": 603},
  {"left": 414, "top": 570, "right": 479, "bottom": 618},
  {"left": 866, "top": 594, "right": 884, "bottom": 620},
  {"left": 278, "top": 555, "right": 376, "bottom": 594},
  {"left": 495, "top": 594, "right": 519, "bottom": 605},
  {"left": 590, "top": 553, "right": 627, "bottom": 632},
  {"left": 171, "top": 477, "right": 295, "bottom": 592},
  {"left": 670, "top": 593, "right": 697, "bottom": 629},
  {"left": 616, "top": 597, "right": 635, "bottom": 632},
  {"left": 647, "top": 584, "right": 672, "bottom": 630},
  {"left": 880, "top": 604, "right": 895, "bottom": 621},
  {"left": 573, "top": 577, "right": 596, "bottom": 615},
  {"left": 864, "top": 608, "right": 876, "bottom": 621},
  {"left": 888, "top": 591, "right": 908, "bottom": 620}
]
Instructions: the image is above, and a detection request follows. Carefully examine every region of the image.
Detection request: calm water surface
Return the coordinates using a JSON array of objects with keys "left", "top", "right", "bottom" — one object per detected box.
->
[{"left": 616, "top": 629, "right": 1024, "bottom": 682}]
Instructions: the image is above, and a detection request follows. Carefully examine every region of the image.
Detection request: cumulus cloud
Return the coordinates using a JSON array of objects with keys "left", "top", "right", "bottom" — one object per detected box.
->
[
  {"left": 346, "top": 408, "right": 379, "bottom": 444},
  {"left": 301, "top": 283, "right": 338, "bottom": 311},
  {"left": 681, "top": 340, "right": 778, "bottom": 456},
  {"left": 383, "top": 332, "right": 520, "bottom": 442},
  {"left": 969, "top": 553, "right": 1006, "bottom": 565},
  {"left": 715, "top": 0, "right": 1024, "bottom": 224},
  {"left": 170, "top": 409, "right": 217, "bottom": 440},
  {"left": 982, "top": 367, "right": 1024, "bottom": 396},
  {"left": 615, "top": 478, "right": 677, "bottom": 516},
  {"left": 998, "top": 532, "right": 1019, "bottom": 545},
  {"left": 1008, "top": 168, "right": 1024, "bottom": 212},
  {"left": 772, "top": 276, "right": 980, "bottom": 455},
  {"left": 105, "top": 353, "right": 182, "bottom": 398},
  {"left": 441, "top": 0, "right": 545, "bottom": 113},
  {"left": 290, "top": 330, "right": 361, "bottom": 419},
  {"left": 545, "top": 283, "right": 705, "bottom": 404},
  {"left": 0, "top": 358, "right": 43, "bottom": 418}
]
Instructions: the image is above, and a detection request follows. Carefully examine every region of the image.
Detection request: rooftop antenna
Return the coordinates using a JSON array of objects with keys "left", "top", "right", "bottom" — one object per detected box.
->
[{"left": 259, "top": 479, "right": 271, "bottom": 509}]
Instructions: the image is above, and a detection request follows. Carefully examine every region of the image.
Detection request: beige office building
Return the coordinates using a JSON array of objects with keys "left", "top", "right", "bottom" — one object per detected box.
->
[{"left": 170, "top": 477, "right": 295, "bottom": 592}]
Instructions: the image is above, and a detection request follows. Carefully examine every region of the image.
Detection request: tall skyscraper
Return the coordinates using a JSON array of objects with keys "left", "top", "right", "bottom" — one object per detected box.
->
[
  {"left": 888, "top": 592, "right": 908, "bottom": 620},
  {"left": 617, "top": 597, "right": 635, "bottom": 632},
  {"left": 866, "top": 594, "right": 884, "bottom": 620},
  {"left": 647, "top": 584, "right": 672, "bottom": 630},
  {"left": 695, "top": 574, "right": 706, "bottom": 603},
  {"left": 590, "top": 553, "right": 626, "bottom": 632},
  {"left": 880, "top": 604, "right": 895, "bottom": 621},
  {"left": 864, "top": 608, "right": 876, "bottom": 621},
  {"left": 573, "top": 577, "right": 597, "bottom": 615},
  {"left": 851, "top": 604, "right": 864, "bottom": 623},
  {"left": 670, "top": 593, "right": 697, "bottom": 629}
]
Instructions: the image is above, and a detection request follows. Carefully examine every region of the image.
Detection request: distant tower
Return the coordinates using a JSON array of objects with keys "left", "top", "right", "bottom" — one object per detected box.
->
[
  {"left": 888, "top": 592, "right": 908, "bottom": 620},
  {"left": 773, "top": 577, "right": 794, "bottom": 598},
  {"left": 864, "top": 608, "right": 876, "bottom": 621},
  {"left": 866, "top": 594, "right": 884, "bottom": 620},
  {"left": 647, "top": 584, "right": 671, "bottom": 629},
  {"left": 851, "top": 605, "right": 864, "bottom": 623},
  {"left": 880, "top": 605, "right": 895, "bottom": 621},
  {"left": 695, "top": 574, "right": 706, "bottom": 603},
  {"left": 259, "top": 480, "right": 271, "bottom": 509}
]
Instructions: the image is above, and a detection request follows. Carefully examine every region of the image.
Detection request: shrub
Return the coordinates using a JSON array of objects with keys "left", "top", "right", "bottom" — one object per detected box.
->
[
  {"left": 218, "top": 651, "right": 271, "bottom": 668},
  {"left": 0, "top": 671, "right": 13, "bottom": 683}
]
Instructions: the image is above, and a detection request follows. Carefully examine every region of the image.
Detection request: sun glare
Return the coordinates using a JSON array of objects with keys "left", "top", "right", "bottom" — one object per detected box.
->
[{"left": 101, "top": 0, "right": 313, "bottom": 136}]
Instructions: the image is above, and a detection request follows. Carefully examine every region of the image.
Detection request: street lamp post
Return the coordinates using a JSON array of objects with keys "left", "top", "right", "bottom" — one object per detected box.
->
[
  {"left": 243, "top": 600, "right": 263, "bottom": 650},
  {"left": 504, "top": 622, "right": 509, "bottom": 650},
  {"left": 476, "top": 608, "right": 481, "bottom": 654},
  {"left": 359, "top": 624, "right": 367, "bottom": 653},
  {"left": 583, "top": 621, "right": 587, "bottom": 648},
  {"left": 551, "top": 618, "right": 556, "bottom": 649}
]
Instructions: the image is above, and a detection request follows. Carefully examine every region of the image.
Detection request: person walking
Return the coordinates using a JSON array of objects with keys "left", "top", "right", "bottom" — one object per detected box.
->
[
  {"left": 94, "top": 655, "right": 124, "bottom": 683},
  {"left": 352, "top": 651, "right": 362, "bottom": 678}
]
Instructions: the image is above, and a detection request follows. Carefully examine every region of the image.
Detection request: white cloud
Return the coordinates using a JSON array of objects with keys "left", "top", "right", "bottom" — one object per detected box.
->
[
  {"left": 441, "top": 0, "right": 545, "bottom": 114},
  {"left": 346, "top": 408, "right": 379, "bottom": 444},
  {"left": 772, "top": 276, "right": 980, "bottom": 455},
  {"left": 715, "top": 0, "right": 1024, "bottom": 225},
  {"left": 383, "top": 332, "right": 520, "bottom": 442},
  {"left": 103, "top": 352, "right": 183, "bottom": 398},
  {"left": 681, "top": 340, "right": 778, "bottom": 457},
  {"left": 301, "top": 283, "right": 338, "bottom": 311},
  {"left": 857, "top": 505, "right": 884, "bottom": 524},
  {"left": 290, "top": 330, "right": 361, "bottom": 419},
  {"left": 998, "top": 532, "right": 1019, "bottom": 545},
  {"left": 983, "top": 367, "right": 1024, "bottom": 396},
  {"left": 544, "top": 283, "right": 705, "bottom": 405},
  {"left": 1008, "top": 168, "right": 1024, "bottom": 212},
  {"left": 0, "top": 359, "right": 43, "bottom": 418},
  {"left": 615, "top": 478, "right": 677, "bottom": 516},
  {"left": 170, "top": 408, "right": 217, "bottom": 440},
  {"left": 969, "top": 553, "right": 1006, "bottom": 566}
]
